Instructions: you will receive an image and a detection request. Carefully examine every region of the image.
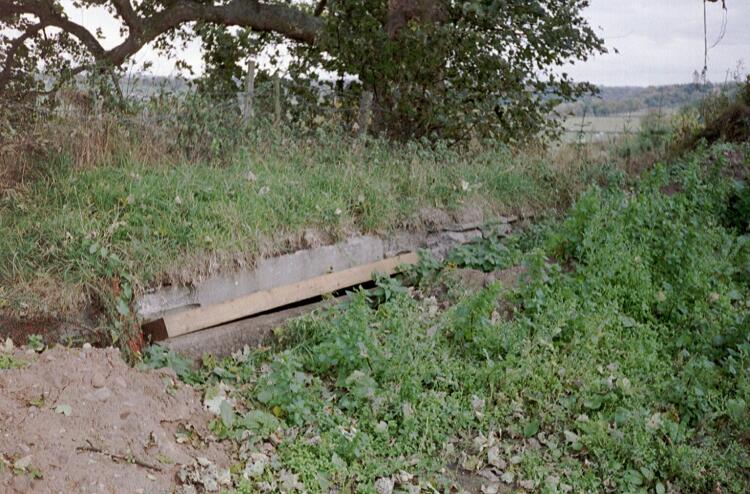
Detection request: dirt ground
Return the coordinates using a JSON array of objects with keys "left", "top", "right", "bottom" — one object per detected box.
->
[{"left": 0, "top": 345, "right": 229, "bottom": 494}]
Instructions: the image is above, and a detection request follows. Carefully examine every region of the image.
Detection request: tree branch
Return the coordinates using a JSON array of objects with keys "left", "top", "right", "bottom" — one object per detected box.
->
[
  {"left": 0, "top": 0, "right": 325, "bottom": 95},
  {"left": 314, "top": 0, "right": 328, "bottom": 17},
  {"left": 0, "top": 23, "right": 46, "bottom": 93},
  {"left": 110, "top": 0, "right": 139, "bottom": 30}
]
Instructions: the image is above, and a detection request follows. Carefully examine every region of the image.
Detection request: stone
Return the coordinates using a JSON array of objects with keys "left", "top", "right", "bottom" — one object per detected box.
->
[
  {"left": 91, "top": 373, "right": 106, "bottom": 388},
  {"left": 374, "top": 477, "right": 395, "bottom": 494}
]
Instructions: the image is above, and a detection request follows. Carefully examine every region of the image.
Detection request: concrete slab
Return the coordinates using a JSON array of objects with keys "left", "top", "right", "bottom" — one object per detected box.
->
[{"left": 136, "top": 224, "right": 491, "bottom": 323}]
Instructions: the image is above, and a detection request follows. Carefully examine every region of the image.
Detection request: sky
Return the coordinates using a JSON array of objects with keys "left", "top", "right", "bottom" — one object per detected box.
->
[
  {"left": 565, "top": 0, "right": 750, "bottom": 86},
  {"left": 60, "top": 0, "right": 750, "bottom": 87}
]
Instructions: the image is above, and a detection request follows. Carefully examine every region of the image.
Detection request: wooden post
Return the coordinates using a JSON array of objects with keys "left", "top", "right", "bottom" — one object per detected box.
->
[
  {"left": 576, "top": 105, "right": 588, "bottom": 146},
  {"left": 93, "top": 90, "right": 103, "bottom": 119},
  {"left": 274, "top": 73, "right": 281, "bottom": 125},
  {"left": 242, "top": 59, "right": 255, "bottom": 124},
  {"left": 357, "top": 90, "right": 373, "bottom": 137}
]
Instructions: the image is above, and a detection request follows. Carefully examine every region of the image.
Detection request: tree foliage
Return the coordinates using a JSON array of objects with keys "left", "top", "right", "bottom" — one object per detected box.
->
[{"left": 1, "top": 0, "right": 606, "bottom": 141}]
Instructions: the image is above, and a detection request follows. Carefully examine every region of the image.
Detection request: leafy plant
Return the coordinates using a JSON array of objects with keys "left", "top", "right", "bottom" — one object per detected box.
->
[
  {"left": 139, "top": 344, "right": 200, "bottom": 383},
  {"left": 446, "top": 236, "right": 521, "bottom": 272},
  {"left": 170, "top": 144, "right": 750, "bottom": 493},
  {"left": 25, "top": 334, "right": 45, "bottom": 352},
  {"left": 0, "top": 354, "right": 26, "bottom": 369}
]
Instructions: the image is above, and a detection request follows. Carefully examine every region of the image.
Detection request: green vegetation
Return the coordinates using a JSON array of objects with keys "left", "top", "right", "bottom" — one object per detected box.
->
[
  {"left": 0, "top": 121, "right": 615, "bottom": 329},
  {"left": 3, "top": 1, "right": 604, "bottom": 141},
  {"left": 0, "top": 354, "right": 26, "bottom": 370},
  {"left": 145, "top": 143, "right": 750, "bottom": 493},
  {"left": 558, "top": 82, "right": 742, "bottom": 117}
]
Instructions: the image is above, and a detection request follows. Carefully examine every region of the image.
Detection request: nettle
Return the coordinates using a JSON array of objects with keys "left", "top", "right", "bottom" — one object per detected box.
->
[{"left": 143, "top": 145, "right": 750, "bottom": 492}]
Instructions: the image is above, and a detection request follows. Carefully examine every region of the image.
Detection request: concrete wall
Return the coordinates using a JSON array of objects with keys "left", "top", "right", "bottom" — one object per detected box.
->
[{"left": 137, "top": 220, "right": 514, "bottom": 323}]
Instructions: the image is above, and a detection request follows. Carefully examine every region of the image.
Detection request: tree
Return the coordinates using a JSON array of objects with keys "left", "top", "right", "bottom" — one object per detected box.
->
[{"left": 1, "top": 0, "right": 606, "bottom": 141}]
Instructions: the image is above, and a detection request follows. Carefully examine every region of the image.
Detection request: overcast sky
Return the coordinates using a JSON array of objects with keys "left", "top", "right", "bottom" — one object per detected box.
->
[
  {"left": 63, "top": 0, "right": 750, "bottom": 87},
  {"left": 565, "top": 0, "right": 750, "bottom": 86}
]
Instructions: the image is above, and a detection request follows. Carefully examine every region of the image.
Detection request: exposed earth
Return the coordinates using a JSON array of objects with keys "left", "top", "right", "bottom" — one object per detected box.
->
[{"left": 0, "top": 344, "right": 230, "bottom": 494}]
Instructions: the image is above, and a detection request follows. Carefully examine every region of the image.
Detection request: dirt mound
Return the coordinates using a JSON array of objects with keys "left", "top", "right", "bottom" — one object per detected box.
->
[{"left": 0, "top": 345, "right": 229, "bottom": 493}]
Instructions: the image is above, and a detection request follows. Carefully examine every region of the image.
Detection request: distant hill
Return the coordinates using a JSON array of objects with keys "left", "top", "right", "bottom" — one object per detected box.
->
[
  {"left": 558, "top": 82, "right": 741, "bottom": 117},
  {"left": 109, "top": 75, "right": 743, "bottom": 117}
]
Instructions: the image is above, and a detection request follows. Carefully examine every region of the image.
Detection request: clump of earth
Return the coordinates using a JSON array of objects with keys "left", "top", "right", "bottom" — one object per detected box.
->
[{"left": 0, "top": 343, "right": 229, "bottom": 493}]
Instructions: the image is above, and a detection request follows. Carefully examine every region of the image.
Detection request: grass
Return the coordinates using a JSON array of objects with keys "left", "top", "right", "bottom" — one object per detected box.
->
[
  {"left": 0, "top": 118, "right": 619, "bottom": 334},
  {"left": 144, "top": 142, "right": 750, "bottom": 494}
]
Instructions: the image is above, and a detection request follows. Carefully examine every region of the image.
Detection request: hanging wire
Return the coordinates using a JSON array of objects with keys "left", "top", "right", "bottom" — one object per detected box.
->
[
  {"left": 709, "top": 1, "right": 728, "bottom": 49},
  {"left": 702, "top": 0, "right": 708, "bottom": 82}
]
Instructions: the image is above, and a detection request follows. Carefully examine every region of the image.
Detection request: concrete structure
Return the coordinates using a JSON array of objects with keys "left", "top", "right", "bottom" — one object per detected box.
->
[{"left": 138, "top": 219, "right": 516, "bottom": 358}]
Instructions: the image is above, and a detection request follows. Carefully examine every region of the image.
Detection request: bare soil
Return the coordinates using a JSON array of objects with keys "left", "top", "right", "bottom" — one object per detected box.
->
[{"left": 0, "top": 346, "right": 229, "bottom": 494}]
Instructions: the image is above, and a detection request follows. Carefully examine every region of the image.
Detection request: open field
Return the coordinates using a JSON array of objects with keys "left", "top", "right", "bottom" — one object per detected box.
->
[{"left": 561, "top": 109, "right": 678, "bottom": 143}]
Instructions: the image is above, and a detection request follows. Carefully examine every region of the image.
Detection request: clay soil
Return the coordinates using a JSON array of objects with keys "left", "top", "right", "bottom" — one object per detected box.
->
[{"left": 0, "top": 346, "right": 229, "bottom": 494}]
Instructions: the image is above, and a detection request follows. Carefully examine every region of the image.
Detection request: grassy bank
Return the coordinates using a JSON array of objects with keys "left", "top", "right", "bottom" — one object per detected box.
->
[
  {"left": 147, "top": 142, "right": 750, "bottom": 493},
  {"left": 0, "top": 119, "right": 619, "bottom": 334}
]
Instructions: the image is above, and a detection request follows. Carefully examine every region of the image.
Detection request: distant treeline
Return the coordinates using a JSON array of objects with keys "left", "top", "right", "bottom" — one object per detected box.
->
[{"left": 558, "top": 82, "right": 741, "bottom": 117}]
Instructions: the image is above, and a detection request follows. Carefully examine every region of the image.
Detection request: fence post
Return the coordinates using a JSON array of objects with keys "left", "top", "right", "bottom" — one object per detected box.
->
[
  {"left": 242, "top": 59, "right": 255, "bottom": 124},
  {"left": 576, "top": 106, "right": 588, "bottom": 146},
  {"left": 274, "top": 73, "right": 281, "bottom": 125},
  {"left": 357, "top": 90, "right": 373, "bottom": 137}
]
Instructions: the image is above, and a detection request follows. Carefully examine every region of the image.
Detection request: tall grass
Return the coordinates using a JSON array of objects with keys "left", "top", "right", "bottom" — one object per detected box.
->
[{"left": 0, "top": 96, "right": 624, "bottom": 334}]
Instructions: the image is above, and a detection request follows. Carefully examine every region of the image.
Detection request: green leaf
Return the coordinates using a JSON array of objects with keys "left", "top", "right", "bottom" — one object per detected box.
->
[
  {"left": 619, "top": 315, "right": 636, "bottom": 328},
  {"left": 523, "top": 419, "right": 540, "bottom": 438},
  {"left": 219, "top": 400, "right": 235, "bottom": 429},
  {"left": 583, "top": 395, "right": 603, "bottom": 410},
  {"left": 239, "top": 410, "right": 281, "bottom": 437},
  {"left": 115, "top": 298, "right": 130, "bottom": 317}
]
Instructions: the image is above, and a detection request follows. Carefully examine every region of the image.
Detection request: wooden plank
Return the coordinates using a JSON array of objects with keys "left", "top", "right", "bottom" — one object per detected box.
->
[
  {"left": 143, "top": 252, "right": 419, "bottom": 341},
  {"left": 163, "top": 297, "right": 342, "bottom": 361}
]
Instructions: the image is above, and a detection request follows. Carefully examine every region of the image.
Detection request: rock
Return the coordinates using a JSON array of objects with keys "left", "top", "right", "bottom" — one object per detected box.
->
[
  {"left": 487, "top": 447, "right": 506, "bottom": 469},
  {"left": 82, "top": 343, "right": 92, "bottom": 350},
  {"left": 481, "top": 482, "right": 500, "bottom": 494},
  {"left": 519, "top": 479, "right": 535, "bottom": 490},
  {"left": 374, "top": 477, "right": 395, "bottom": 494},
  {"left": 14, "top": 455, "right": 32, "bottom": 470},
  {"left": 85, "top": 387, "right": 112, "bottom": 402},
  {"left": 453, "top": 206, "right": 484, "bottom": 226},
  {"left": 91, "top": 373, "right": 106, "bottom": 388},
  {"left": 419, "top": 207, "right": 451, "bottom": 230},
  {"left": 242, "top": 452, "right": 268, "bottom": 479},
  {"left": 1, "top": 337, "right": 14, "bottom": 352}
]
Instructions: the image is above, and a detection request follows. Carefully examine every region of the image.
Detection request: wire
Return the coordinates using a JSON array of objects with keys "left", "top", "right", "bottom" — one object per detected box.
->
[
  {"left": 702, "top": 0, "right": 708, "bottom": 82},
  {"left": 709, "top": 2, "right": 728, "bottom": 50}
]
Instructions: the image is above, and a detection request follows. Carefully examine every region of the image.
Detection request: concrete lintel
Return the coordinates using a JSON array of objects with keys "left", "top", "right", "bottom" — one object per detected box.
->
[{"left": 137, "top": 225, "right": 488, "bottom": 323}]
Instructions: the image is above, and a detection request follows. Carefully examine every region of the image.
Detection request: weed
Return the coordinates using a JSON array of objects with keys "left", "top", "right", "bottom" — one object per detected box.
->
[
  {"left": 1, "top": 105, "right": 629, "bottom": 347},
  {"left": 157, "top": 143, "right": 750, "bottom": 493},
  {"left": 25, "top": 334, "right": 44, "bottom": 352},
  {"left": 139, "top": 345, "right": 202, "bottom": 384},
  {"left": 0, "top": 354, "right": 26, "bottom": 369},
  {"left": 446, "top": 236, "right": 521, "bottom": 273}
]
